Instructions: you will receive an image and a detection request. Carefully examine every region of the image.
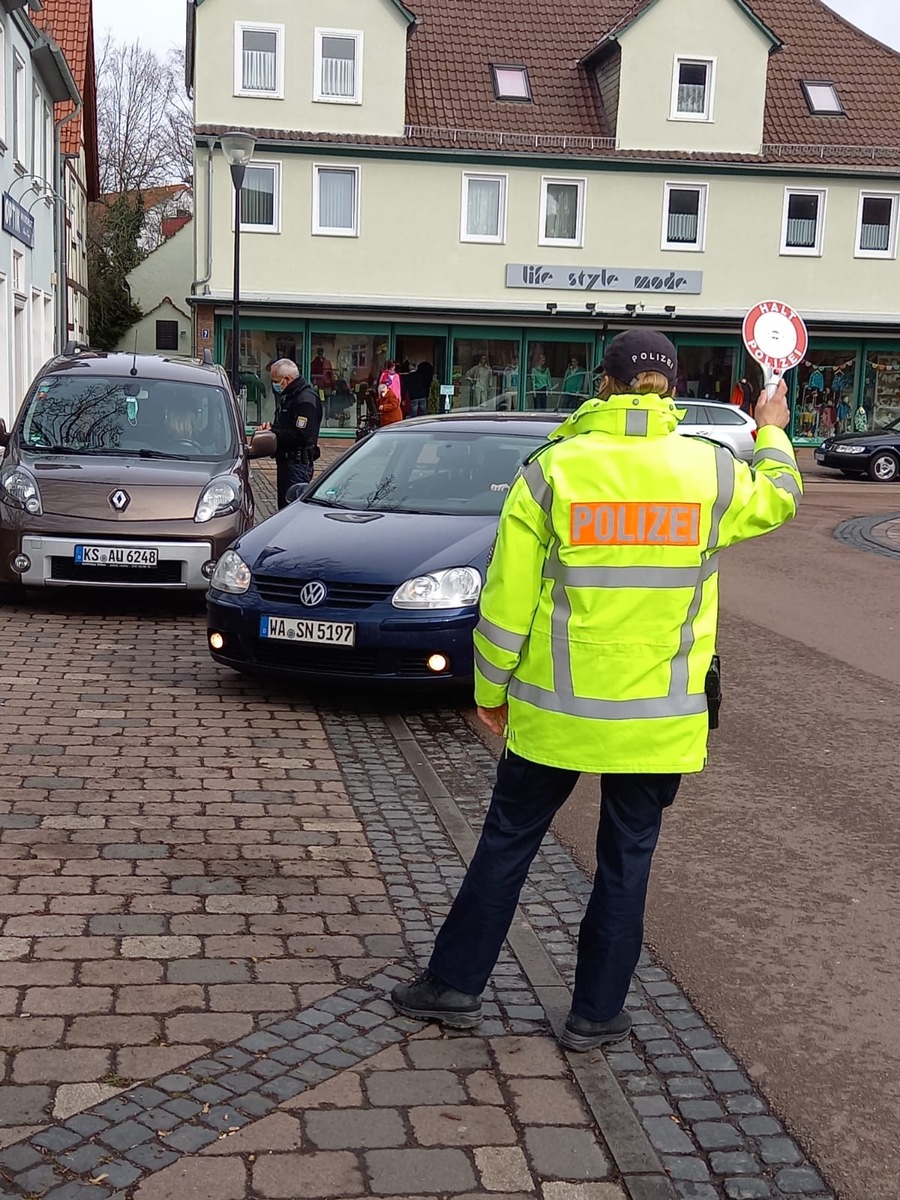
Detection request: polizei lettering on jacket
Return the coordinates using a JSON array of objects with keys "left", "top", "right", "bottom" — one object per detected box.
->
[{"left": 570, "top": 502, "right": 701, "bottom": 546}]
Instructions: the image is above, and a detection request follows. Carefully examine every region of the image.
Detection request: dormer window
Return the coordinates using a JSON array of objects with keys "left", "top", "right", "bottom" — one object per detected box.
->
[
  {"left": 801, "top": 80, "right": 844, "bottom": 116},
  {"left": 670, "top": 58, "right": 715, "bottom": 122},
  {"left": 490, "top": 65, "right": 532, "bottom": 102}
]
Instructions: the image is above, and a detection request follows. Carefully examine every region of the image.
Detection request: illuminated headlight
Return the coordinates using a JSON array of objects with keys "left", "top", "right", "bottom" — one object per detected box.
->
[
  {"left": 835, "top": 445, "right": 867, "bottom": 455},
  {"left": 2, "top": 468, "right": 42, "bottom": 515},
  {"left": 209, "top": 549, "right": 251, "bottom": 594},
  {"left": 195, "top": 476, "right": 241, "bottom": 523},
  {"left": 392, "top": 567, "right": 482, "bottom": 610}
]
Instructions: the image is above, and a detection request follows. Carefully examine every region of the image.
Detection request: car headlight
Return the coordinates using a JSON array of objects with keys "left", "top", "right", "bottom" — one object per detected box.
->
[
  {"left": 210, "top": 549, "right": 251, "bottom": 594},
  {"left": 2, "top": 468, "right": 42, "bottom": 515},
  {"left": 392, "top": 566, "right": 482, "bottom": 610},
  {"left": 196, "top": 476, "right": 241, "bottom": 523},
  {"left": 835, "top": 445, "right": 867, "bottom": 455}
]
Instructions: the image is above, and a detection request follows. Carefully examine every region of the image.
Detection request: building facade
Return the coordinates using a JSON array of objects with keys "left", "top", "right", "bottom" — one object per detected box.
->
[
  {"left": 0, "top": 0, "right": 81, "bottom": 426},
  {"left": 186, "top": 0, "right": 900, "bottom": 443},
  {"left": 115, "top": 217, "right": 195, "bottom": 357}
]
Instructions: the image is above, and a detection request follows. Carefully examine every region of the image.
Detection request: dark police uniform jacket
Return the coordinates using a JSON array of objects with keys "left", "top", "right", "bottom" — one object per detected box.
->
[{"left": 273, "top": 376, "right": 323, "bottom": 463}]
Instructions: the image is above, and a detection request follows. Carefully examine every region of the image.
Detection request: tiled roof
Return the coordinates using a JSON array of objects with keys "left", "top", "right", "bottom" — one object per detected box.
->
[{"left": 32, "top": 0, "right": 98, "bottom": 176}]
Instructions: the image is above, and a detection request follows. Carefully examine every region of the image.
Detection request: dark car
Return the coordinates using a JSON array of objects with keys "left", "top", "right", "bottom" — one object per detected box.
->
[
  {"left": 0, "top": 347, "right": 255, "bottom": 593},
  {"left": 207, "top": 412, "right": 563, "bottom": 684},
  {"left": 815, "top": 417, "right": 900, "bottom": 482}
]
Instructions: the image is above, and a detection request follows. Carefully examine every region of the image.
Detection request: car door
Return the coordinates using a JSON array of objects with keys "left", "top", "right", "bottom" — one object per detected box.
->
[{"left": 682, "top": 404, "right": 714, "bottom": 439}]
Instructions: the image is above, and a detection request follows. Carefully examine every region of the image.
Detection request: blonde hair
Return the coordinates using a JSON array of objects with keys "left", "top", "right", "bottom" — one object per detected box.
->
[
  {"left": 598, "top": 370, "right": 673, "bottom": 401},
  {"left": 165, "top": 410, "right": 193, "bottom": 438}
]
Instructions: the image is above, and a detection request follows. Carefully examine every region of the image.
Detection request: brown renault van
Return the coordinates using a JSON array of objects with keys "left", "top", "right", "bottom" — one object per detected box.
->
[{"left": 0, "top": 348, "right": 257, "bottom": 594}]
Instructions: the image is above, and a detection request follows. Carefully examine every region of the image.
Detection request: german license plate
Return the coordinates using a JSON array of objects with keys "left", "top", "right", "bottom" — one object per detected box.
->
[
  {"left": 75, "top": 545, "right": 159, "bottom": 567},
  {"left": 259, "top": 615, "right": 356, "bottom": 646},
  {"left": 814, "top": 451, "right": 825, "bottom": 463}
]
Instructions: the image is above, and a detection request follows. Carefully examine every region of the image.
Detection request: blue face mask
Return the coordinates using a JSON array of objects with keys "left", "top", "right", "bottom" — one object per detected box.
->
[{"left": 272, "top": 382, "right": 283, "bottom": 395}]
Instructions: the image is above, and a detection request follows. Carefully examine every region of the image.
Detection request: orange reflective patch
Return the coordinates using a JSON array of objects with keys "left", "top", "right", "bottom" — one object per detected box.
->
[{"left": 570, "top": 502, "right": 701, "bottom": 546}]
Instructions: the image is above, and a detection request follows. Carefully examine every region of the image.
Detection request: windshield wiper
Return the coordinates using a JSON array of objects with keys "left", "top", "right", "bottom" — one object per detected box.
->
[
  {"left": 306, "top": 496, "right": 353, "bottom": 509},
  {"left": 26, "top": 444, "right": 93, "bottom": 455}
]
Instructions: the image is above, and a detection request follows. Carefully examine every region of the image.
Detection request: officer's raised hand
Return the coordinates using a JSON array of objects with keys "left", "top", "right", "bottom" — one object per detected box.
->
[{"left": 754, "top": 378, "right": 790, "bottom": 429}]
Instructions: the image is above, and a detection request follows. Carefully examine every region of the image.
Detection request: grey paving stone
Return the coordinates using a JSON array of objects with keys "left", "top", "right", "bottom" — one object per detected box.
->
[
  {"left": 124, "top": 1142, "right": 179, "bottom": 1171},
  {"left": 45, "top": 1183, "right": 111, "bottom": 1200},
  {"left": 655, "top": 1056, "right": 695, "bottom": 1074},
  {"left": 675, "top": 1184, "right": 719, "bottom": 1200},
  {"left": 760, "top": 1136, "right": 803, "bottom": 1165},
  {"left": 217, "top": 1071, "right": 260, "bottom": 1095},
  {"left": 645, "top": 1039, "right": 681, "bottom": 1056},
  {"left": 692, "top": 1048, "right": 739, "bottom": 1072},
  {"left": 201, "top": 1105, "right": 250, "bottom": 1133},
  {"left": 164, "top": 1123, "right": 220, "bottom": 1153},
  {"left": 232, "top": 1091, "right": 278, "bottom": 1117},
  {"left": 100, "top": 1120, "right": 156, "bottom": 1152},
  {"left": 632, "top": 1095, "right": 674, "bottom": 1117},
  {"left": 710, "top": 1072, "right": 752, "bottom": 1094},
  {"left": 32, "top": 1127, "right": 81, "bottom": 1152},
  {"left": 58, "top": 1145, "right": 106, "bottom": 1174},
  {"left": 249, "top": 1058, "right": 289, "bottom": 1080},
  {"left": 709, "top": 1151, "right": 761, "bottom": 1176},
  {"left": 642, "top": 1116, "right": 695, "bottom": 1155},
  {"left": 679, "top": 1100, "right": 725, "bottom": 1121},
  {"left": 726, "top": 1095, "right": 767, "bottom": 1116},
  {"left": 192, "top": 1084, "right": 232, "bottom": 1105},
  {"left": 65, "top": 1115, "right": 108, "bottom": 1138},
  {"left": 365, "top": 1147, "right": 477, "bottom": 1195},
  {"left": 0, "top": 1144, "right": 43, "bottom": 1172},
  {"left": 663, "top": 1155, "right": 711, "bottom": 1182},
  {"left": 524, "top": 1127, "right": 610, "bottom": 1179},
  {"left": 306, "top": 1108, "right": 406, "bottom": 1150},
  {"left": 693, "top": 1121, "right": 745, "bottom": 1150},
  {"left": 18, "top": 1165, "right": 63, "bottom": 1194},
  {"left": 316, "top": 1048, "right": 358, "bottom": 1070},
  {"left": 127, "top": 1086, "right": 168, "bottom": 1109},
  {"left": 607, "top": 1052, "right": 645, "bottom": 1073},
  {"left": 153, "top": 1074, "right": 197, "bottom": 1094},
  {"left": 667, "top": 1077, "right": 710, "bottom": 1099},
  {"left": 137, "top": 1106, "right": 183, "bottom": 1132},
  {"left": 92, "top": 1161, "right": 142, "bottom": 1191},
  {"left": 0, "top": 1085, "right": 50, "bottom": 1126},
  {"left": 724, "top": 1181, "right": 772, "bottom": 1199},
  {"left": 739, "top": 1116, "right": 781, "bottom": 1137},
  {"left": 260, "top": 1075, "right": 309, "bottom": 1101},
  {"left": 366, "top": 1069, "right": 465, "bottom": 1107},
  {"left": 237, "top": 1032, "right": 286, "bottom": 1053},
  {"left": 163, "top": 1098, "right": 202, "bottom": 1119}
]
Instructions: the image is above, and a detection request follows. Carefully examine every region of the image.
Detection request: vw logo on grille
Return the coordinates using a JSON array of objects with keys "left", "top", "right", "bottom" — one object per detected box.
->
[
  {"left": 109, "top": 489, "right": 130, "bottom": 512},
  {"left": 299, "top": 581, "right": 327, "bottom": 608}
]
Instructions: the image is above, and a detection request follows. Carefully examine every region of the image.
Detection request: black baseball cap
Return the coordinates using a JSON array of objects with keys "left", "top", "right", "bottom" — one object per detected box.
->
[{"left": 602, "top": 330, "right": 678, "bottom": 388}]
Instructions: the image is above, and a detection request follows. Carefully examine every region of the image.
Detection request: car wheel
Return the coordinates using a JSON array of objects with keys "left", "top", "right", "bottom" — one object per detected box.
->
[{"left": 868, "top": 451, "right": 900, "bottom": 483}]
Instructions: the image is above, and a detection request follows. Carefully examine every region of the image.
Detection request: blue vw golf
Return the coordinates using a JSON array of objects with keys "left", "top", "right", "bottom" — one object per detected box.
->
[{"left": 206, "top": 412, "right": 562, "bottom": 684}]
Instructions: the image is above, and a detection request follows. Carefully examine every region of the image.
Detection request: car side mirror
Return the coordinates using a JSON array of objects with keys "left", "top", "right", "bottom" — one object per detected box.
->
[
  {"left": 0, "top": 420, "right": 9, "bottom": 448},
  {"left": 247, "top": 430, "right": 277, "bottom": 459}
]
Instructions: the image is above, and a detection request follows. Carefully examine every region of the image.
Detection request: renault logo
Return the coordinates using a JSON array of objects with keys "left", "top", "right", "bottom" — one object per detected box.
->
[
  {"left": 109, "top": 489, "right": 130, "bottom": 512},
  {"left": 299, "top": 581, "right": 327, "bottom": 607}
]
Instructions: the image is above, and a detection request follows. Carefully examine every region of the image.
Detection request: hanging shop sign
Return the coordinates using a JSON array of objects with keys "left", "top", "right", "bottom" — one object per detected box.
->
[
  {"left": 742, "top": 300, "right": 808, "bottom": 393},
  {"left": 2, "top": 193, "right": 35, "bottom": 249},
  {"left": 506, "top": 264, "right": 703, "bottom": 295}
]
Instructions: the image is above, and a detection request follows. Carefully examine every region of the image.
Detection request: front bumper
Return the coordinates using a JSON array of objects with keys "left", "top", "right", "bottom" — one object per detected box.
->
[
  {"left": 14, "top": 534, "right": 216, "bottom": 590},
  {"left": 814, "top": 447, "right": 871, "bottom": 470},
  {"left": 207, "top": 591, "right": 477, "bottom": 682}
]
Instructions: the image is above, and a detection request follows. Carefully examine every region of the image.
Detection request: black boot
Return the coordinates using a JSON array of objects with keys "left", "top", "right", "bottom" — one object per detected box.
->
[
  {"left": 391, "top": 970, "right": 483, "bottom": 1029},
  {"left": 559, "top": 1009, "right": 632, "bottom": 1052}
]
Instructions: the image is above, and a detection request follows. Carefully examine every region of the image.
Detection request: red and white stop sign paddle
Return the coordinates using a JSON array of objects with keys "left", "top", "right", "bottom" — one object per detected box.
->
[{"left": 742, "top": 301, "right": 809, "bottom": 397}]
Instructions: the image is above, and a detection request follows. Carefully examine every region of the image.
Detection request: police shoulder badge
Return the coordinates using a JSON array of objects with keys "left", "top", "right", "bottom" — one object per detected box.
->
[{"left": 296, "top": 416, "right": 308, "bottom": 429}]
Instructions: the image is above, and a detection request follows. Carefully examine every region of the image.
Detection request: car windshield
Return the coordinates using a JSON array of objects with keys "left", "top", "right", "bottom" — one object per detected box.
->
[
  {"left": 880, "top": 415, "right": 900, "bottom": 433},
  {"left": 308, "top": 429, "right": 547, "bottom": 516},
  {"left": 19, "top": 376, "right": 237, "bottom": 460}
]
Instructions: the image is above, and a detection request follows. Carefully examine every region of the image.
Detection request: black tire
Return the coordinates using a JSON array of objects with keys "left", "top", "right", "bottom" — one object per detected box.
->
[{"left": 867, "top": 451, "right": 900, "bottom": 483}]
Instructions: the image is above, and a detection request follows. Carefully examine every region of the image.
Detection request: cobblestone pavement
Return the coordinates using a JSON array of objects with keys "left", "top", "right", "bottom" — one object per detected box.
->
[{"left": 0, "top": 448, "right": 835, "bottom": 1200}]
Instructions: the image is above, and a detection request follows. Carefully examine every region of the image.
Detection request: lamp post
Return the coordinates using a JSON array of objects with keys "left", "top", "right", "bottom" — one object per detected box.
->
[{"left": 220, "top": 131, "right": 257, "bottom": 401}]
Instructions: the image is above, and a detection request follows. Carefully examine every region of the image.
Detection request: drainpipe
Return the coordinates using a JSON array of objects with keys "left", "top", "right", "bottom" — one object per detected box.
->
[
  {"left": 54, "top": 102, "right": 82, "bottom": 352},
  {"left": 191, "top": 137, "right": 216, "bottom": 295}
]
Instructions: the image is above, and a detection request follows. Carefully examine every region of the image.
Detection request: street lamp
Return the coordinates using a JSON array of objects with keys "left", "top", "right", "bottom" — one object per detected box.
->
[{"left": 221, "top": 131, "right": 257, "bottom": 399}]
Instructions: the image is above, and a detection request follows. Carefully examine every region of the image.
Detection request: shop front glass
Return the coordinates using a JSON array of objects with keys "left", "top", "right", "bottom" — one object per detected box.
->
[
  {"left": 394, "top": 333, "right": 447, "bottom": 417},
  {"left": 523, "top": 339, "right": 594, "bottom": 411},
  {"left": 222, "top": 328, "right": 303, "bottom": 426},
  {"left": 862, "top": 350, "right": 900, "bottom": 432},
  {"left": 674, "top": 344, "right": 735, "bottom": 402},
  {"left": 310, "top": 332, "right": 388, "bottom": 430},
  {"left": 451, "top": 336, "right": 521, "bottom": 411},
  {"left": 793, "top": 349, "right": 858, "bottom": 443}
]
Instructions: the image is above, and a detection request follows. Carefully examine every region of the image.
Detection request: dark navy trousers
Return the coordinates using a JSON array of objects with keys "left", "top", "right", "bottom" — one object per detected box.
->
[{"left": 429, "top": 749, "right": 680, "bottom": 1022}]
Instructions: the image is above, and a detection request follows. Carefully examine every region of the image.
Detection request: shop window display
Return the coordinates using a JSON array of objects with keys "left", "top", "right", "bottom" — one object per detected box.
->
[
  {"left": 452, "top": 339, "right": 521, "bottom": 410},
  {"left": 311, "top": 334, "right": 388, "bottom": 429},
  {"left": 674, "top": 346, "right": 735, "bottom": 402},
  {"left": 793, "top": 352, "right": 857, "bottom": 443},
  {"left": 524, "top": 341, "right": 593, "bottom": 410},
  {"left": 222, "top": 329, "right": 303, "bottom": 426},
  {"left": 863, "top": 352, "right": 900, "bottom": 430}
]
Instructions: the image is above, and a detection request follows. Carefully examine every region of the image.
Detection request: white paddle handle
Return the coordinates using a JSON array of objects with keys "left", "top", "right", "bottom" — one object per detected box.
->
[{"left": 764, "top": 366, "right": 782, "bottom": 399}]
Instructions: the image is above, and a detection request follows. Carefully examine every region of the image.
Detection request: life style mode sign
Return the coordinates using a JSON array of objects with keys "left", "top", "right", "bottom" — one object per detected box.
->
[{"left": 506, "top": 263, "right": 703, "bottom": 295}]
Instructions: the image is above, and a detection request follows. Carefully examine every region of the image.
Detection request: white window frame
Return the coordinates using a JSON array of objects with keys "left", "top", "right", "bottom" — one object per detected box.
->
[
  {"left": 231, "top": 160, "right": 282, "bottom": 234},
  {"left": 661, "top": 181, "right": 708, "bottom": 252},
  {"left": 855, "top": 190, "right": 899, "bottom": 260},
  {"left": 670, "top": 56, "right": 716, "bottom": 123},
  {"left": 539, "top": 176, "right": 586, "bottom": 248},
  {"left": 0, "top": 24, "right": 6, "bottom": 149},
  {"left": 312, "top": 164, "right": 360, "bottom": 238},
  {"left": 12, "top": 51, "right": 25, "bottom": 166},
  {"left": 460, "top": 172, "right": 508, "bottom": 245},
  {"left": 233, "top": 22, "right": 284, "bottom": 99},
  {"left": 314, "top": 28, "right": 363, "bottom": 106},
  {"left": 781, "top": 188, "right": 827, "bottom": 257}
]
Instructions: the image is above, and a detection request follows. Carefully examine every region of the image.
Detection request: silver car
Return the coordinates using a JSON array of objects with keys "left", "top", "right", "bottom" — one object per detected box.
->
[{"left": 675, "top": 399, "right": 757, "bottom": 462}]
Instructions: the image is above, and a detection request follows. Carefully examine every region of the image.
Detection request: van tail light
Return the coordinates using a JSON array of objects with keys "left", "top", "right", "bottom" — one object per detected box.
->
[{"left": 751, "top": 428, "right": 758, "bottom": 440}]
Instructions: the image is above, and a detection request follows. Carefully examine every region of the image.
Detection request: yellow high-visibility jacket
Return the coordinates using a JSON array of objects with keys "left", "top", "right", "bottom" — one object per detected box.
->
[{"left": 474, "top": 393, "right": 802, "bottom": 774}]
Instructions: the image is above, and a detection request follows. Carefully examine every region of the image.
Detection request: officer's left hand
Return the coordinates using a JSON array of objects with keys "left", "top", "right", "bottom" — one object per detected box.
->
[
  {"left": 477, "top": 705, "right": 508, "bottom": 737},
  {"left": 256, "top": 422, "right": 272, "bottom": 432}
]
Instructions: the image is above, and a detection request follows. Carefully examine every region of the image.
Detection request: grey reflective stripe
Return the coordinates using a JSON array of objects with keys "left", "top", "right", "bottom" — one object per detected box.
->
[
  {"left": 709, "top": 444, "right": 735, "bottom": 550},
  {"left": 668, "top": 560, "right": 709, "bottom": 700},
  {"left": 474, "top": 649, "right": 513, "bottom": 688},
  {"left": 520, "top": 460, "right": 553, "bottom": 516},
  {"left": 509, "top": 679, "right": 709, "bottom": 721},
  {"left": 752, "top": 447, "right": 796, "bottom": 469},
  {"left": 475, "top": 615, "right": 527, "bottom": 656},
  {"left": 768, "top": 470, "right": 802, "bottom": 504},
  {"left": 545, "top": 560, "right": 718, "bottom": 590},
  {"left": 548, "top": 542, "right": 576, "bottom": 700},
  {"left": 625, "top": 409, "right": 649, "bottom": 437}
]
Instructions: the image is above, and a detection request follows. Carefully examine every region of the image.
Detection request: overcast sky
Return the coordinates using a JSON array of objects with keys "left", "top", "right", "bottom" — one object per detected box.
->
[{"left": 92, "top": 0, "right": 900, "bottom": 57}]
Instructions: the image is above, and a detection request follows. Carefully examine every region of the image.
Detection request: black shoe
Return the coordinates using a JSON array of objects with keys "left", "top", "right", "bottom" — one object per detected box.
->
[
  {"left": 559, "top": 1009, "right": 633, "bottom": 1052},
  {"left": 391, "top": 970, "right": 483, "bottom": 1029}
]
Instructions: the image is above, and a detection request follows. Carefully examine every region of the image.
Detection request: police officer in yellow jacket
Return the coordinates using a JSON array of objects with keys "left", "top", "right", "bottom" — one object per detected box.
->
[{"left": 392, "top": 329, "right": 802, "bottom": 1050}]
